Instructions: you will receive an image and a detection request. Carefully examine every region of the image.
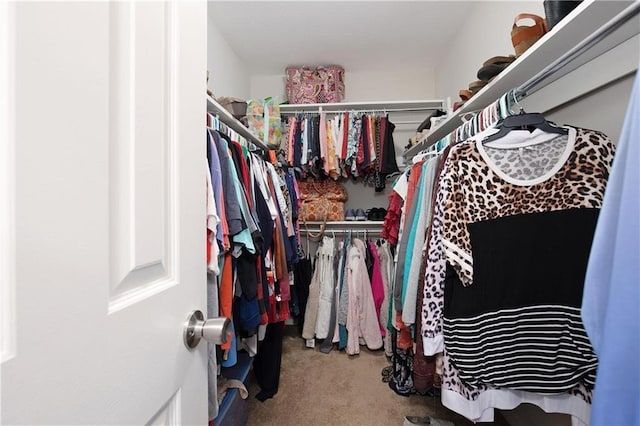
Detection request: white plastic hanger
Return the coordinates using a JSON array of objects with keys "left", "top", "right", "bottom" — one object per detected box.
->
[{"left": 412, "top": 148, "right": 437, "bottom": 164}]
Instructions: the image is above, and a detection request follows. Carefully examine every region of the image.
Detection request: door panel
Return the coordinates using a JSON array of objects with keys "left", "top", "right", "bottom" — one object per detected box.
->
[
  {"left": 1, "top": 2, "right": 208, "bottom": 424},
  {"left": 108, "top": 1, "right": 178, "bottom": 311},
  {"left": 0, "top": 0, "right": 16, "bottom": 365}
]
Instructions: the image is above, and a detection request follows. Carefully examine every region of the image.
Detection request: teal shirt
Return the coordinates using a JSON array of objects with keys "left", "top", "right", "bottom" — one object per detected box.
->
[
  {"left": 217, "top": 136, "right": 256, "bottom": 254},
  {"left": 401, "top": 161, "right": 430, "bottom": 306}
]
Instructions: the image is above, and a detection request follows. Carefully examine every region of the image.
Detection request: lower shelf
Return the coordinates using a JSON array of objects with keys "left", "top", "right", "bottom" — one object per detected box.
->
[{"left": 213, "top": 351, "right": 253, "bottom": 426}]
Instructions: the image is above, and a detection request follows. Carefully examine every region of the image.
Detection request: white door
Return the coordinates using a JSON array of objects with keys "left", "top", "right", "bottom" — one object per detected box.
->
[{"left": 1, "top": 1, "right": 210, "bottom": 424}]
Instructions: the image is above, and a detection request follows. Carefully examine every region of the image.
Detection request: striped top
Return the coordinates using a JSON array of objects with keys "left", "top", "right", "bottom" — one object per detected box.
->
[{"left": 422, "top": 127, "right": 615, "bottom": 423}]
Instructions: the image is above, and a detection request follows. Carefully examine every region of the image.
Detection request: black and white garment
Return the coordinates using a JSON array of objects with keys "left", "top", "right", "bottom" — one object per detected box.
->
[{"left": 421, "top": 127, "right": 615, "bottom": 424}]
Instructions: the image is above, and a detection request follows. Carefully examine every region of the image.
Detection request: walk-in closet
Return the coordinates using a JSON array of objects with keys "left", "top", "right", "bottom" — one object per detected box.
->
[
  {"left": 205, "top": 2, "right": 639, "bottom": 426},
  {"left": 2, "top": 1, "right": 638, "bottom": 425}
]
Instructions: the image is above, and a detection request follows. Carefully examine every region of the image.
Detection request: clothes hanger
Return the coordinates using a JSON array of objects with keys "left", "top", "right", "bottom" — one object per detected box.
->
[
  {"left": 482, "top": 90, "right": 567, "bottom": 144},
  {"left": 411, "top": 147, "right": 437, "bottom": 164},
  {"left": 413, "top": 151, "right": 437, "bottom": 164},
  {"left": 482, "top": 112, "right": 567, "bottom": 143},
  {"left": 209, "top": 114, "right": 220, "bottom": 132}
]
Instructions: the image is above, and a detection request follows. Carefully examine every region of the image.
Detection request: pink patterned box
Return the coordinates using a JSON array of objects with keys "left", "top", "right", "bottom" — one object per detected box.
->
[{"left": 285, "top": 65, "right": 344, "bottom": 104}]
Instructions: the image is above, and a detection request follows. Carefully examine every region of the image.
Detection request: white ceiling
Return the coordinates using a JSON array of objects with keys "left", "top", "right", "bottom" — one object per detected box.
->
[{"left": 207, "top": 1, "right": 480, "bottom": 75}]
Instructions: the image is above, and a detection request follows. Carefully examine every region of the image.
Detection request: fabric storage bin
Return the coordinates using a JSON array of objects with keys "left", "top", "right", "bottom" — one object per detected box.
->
[
  {"left": 285, "top": 65, "right": 345, "bottom": 104},
  {"left": 299, "top": 200, "right": 345, "bottom": 222},
  {"left": 285, "top": 66, "right": 322, "bottom": 104},
  {"left": 297, "top": 180, "right": 347, "bottom": 221},
  {"left": 316, "top": 65, "right": 345, "bottom": 103}
]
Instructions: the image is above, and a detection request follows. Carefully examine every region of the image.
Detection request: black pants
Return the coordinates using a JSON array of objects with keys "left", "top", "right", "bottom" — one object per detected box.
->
[{"left": 253, "top": 322, "right": 284, "bottom": 401}]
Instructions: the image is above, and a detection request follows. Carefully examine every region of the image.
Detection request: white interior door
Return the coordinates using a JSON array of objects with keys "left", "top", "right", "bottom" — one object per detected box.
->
[{"left": 1, "top": 1, "right": 209, "bottom": 424}]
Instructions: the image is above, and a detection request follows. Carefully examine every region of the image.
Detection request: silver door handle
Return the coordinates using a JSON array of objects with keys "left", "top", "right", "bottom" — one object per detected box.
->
[{"left": 183, "top": 310, "right": 231, "bottom": 349}]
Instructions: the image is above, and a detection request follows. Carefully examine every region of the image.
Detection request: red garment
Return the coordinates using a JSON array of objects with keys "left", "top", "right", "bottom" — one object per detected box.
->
[
  {"left": 341, "top": 112, "right": 349, "bottom": 159},
  {"left": 219, "top": 253, "right": 233, "bottom": 351},
  {"left": 382, "top": 191, "right": 404, "bottom": 245},
  {"left": 396, "top": 311, "right": 413, "bottom": 350},
  {"left": 218, "top": 191, "right": 231, "bottom": 251},
  {"left": 265, "top": 174, "right": 291, "bottom": 324},
  {"left": 404, "top": 161, "right": 424, "bottom": 221},
  {"left": 232, "top": 142, "right": 252, "bottom": 208},
  {"left": 368, "top": 241, "right": 386, "bottom": 337},
  {"left": 356, "top": 119, "right": 365, "bottom": 167}
]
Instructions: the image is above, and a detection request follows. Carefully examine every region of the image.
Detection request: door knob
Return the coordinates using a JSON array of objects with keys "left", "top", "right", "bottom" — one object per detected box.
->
[{"left": 183, "top": 310, "right": 231, "bottom": 349}]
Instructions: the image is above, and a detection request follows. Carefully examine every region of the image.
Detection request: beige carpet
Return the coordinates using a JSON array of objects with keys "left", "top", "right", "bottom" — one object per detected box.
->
[{"left": 246, "top": 327, "right": 508, "bottom": 426}]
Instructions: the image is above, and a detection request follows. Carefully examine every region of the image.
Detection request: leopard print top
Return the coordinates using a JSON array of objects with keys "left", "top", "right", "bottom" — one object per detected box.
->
[
  {"left": 420, "top": 127, "right": 615, "bottom": 422},
  {"left": 443, "top": 127, "right": 613, "bottom": 286}
]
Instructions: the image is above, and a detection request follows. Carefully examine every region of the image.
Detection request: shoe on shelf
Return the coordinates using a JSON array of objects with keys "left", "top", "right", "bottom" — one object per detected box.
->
[
  {"left": 375, "top": 208, "right": 387, "bottom": 221},
  {"left": 468, "top": 79, "right": 488, "bottom": 95},
  {"left": 345, "top": 209, "right": 355, "bottom": 221},
  {"left": 511, "top": 13, "right": 547, "bottom": 57},
  {"left": 458, "top": 89, "right": 473, "bottom": 102},
  {"left": 355, "top": 208, "right": 366, "bottom": 221},
  {"left": 477, "top": 55, "right": 516, "bottom": 81},
  {"left": 367, "top": 208, "right": 377, "bottom": 221}
]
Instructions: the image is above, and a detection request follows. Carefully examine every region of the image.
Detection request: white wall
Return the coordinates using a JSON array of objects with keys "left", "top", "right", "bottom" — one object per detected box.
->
[
  {"left": 206, "top": 13, "right": 249, "bottom": 99},
  {"left": 250, "top": 68, "right": 437, "bottom": 102},
  {"left": 250, "top": 74, "right": 285, "bottom": 102},
  {"left": 435, "top": 1, "right": 545, "bottom": 104}
]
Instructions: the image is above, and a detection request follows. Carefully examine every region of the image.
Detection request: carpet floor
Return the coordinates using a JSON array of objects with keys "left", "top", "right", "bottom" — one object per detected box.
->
[{"left": 246, "top": 326, "right": 509, "bottom": 426}]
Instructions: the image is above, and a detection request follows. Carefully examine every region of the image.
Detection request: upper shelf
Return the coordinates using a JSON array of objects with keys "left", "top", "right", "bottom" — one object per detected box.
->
[
  {"left": 404, "top": 0, "right": 639, "bottom": 159},
  {"left": 279, "top": 100, "right": 444, "bottom": 114},
  {"left": 206, "top": 96, "right": 269, "bottom": 151}
]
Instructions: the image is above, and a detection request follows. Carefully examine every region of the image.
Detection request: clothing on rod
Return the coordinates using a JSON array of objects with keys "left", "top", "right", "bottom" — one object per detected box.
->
[
  {"left": 205, "top": 117, "right": 304, "bottom": 417},
  {"left": 282, "top": 112, "right": 400, "bottom": 188},
  {"left": 300, "top": 235, "right": 394, "bottom": 356},
  {"left": 383, "top": 118, "right": 617, "bottom": 422}
]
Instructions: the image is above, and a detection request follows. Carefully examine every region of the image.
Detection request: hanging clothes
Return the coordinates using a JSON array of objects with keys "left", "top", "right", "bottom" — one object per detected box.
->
[
  {"left": 315, "top": 236, "right": 336, "bottom": 340},
  {"left": 302, "top": 243, "right": 322, "bottom": 340},
  {"left": 294, "top": 251, "right": 313, "bottom": 335},
  {"left": 299, "top": 234, "right": 388, "bottom": 357},
  {"left": 346, "top": 238, "right": 383, "bottom": 355},
  {"left": 402, "top": 156, "right": 439, "bottom": 326},
  {"left": 376, "top": 240, "right": 395, "bottom": 357},
  {"left": 420, "top": 126, "right": 615, "bottom": 424},
  {"left": 391, "top": 160, "right": 425, "bottom": 350},
  {"left": 283, "top": 112, "right": 400, "bottom": 187},
  {"left": 368, "top": 240, "right": 385, "bottom": 337},
  {"left": 338, "top": 236, "right": 351, "bottom": 350},
  {"left": 205, "top": 119, "right": 303, "bottom": 415}
]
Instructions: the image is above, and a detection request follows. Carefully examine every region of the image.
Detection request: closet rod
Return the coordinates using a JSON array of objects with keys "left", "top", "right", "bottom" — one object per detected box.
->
[
  {"left": 301, "top": 229, "right": 383, "bottom": 235},
  {"left": 280, "top": 107, "right": 441, "bottom": 115},
  {"left": 514, "top": 1, "right": 640, "bottom": 99}
]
